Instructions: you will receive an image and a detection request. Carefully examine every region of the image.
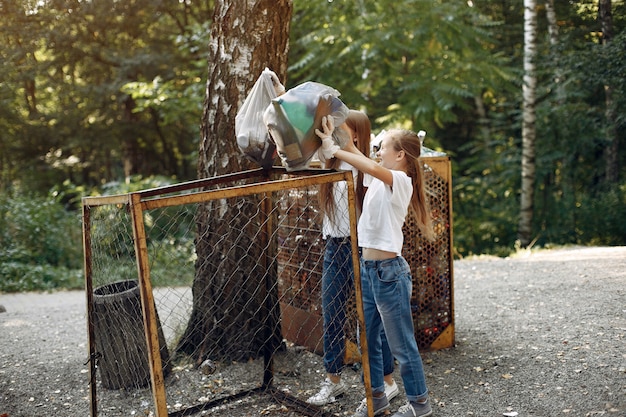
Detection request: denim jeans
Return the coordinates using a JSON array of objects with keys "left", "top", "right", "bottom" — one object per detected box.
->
[
  {"left": 360, "top": 256, "right": 429, "bottom": 402},
  {"left": 322, "top": 238, "right": 394, "bottom": 376}
]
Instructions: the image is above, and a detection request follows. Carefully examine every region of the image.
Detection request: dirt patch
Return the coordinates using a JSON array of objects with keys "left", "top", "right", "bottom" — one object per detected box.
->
[{"left": 1, "top": 246, "right": 625, "bottom": 416}]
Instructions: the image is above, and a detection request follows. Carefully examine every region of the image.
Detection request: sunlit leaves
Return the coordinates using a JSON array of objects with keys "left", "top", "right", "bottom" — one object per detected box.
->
[
  {"left": 289, "top": 0, "right": 513, "bottom": 132},
  {"left": 0, "top": 0, "right": 211, "bottom": 192}
]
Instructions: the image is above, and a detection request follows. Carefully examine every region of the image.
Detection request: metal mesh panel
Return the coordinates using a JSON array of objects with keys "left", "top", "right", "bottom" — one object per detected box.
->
[
  {"left": 404, "top": 157, "right": 454, "bottom": 349},
  {"left": 288, "top": 157, "right": 455, "bottom": 352},
  {"left": 82, "top": 160, "right": 453, "bottom": 417},
  {"left": 82, "top": 168, "right": 363, "bottom": 417}
]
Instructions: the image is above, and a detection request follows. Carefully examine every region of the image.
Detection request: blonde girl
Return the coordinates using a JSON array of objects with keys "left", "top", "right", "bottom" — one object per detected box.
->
[{"left": 316, "top": 117, "right": 434, "bottom": 417}]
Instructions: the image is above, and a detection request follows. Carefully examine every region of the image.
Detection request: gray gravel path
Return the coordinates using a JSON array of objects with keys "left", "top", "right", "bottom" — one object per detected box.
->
[{"left": 1, "top": 246, "right": 624, "bottom": 417}]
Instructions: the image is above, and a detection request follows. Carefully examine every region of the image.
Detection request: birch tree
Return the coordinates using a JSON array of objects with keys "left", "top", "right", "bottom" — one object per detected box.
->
[{"left": 518, "top": 0, "right": 538, "bottom": 247}]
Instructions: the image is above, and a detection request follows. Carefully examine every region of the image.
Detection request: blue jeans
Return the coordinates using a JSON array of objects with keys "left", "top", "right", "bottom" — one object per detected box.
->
[
  {"left": 322, "top": 238, "right": 394, "bottom": 376},
  {"left": 360, "top": 256, "right": 429, "bottom": 402}
]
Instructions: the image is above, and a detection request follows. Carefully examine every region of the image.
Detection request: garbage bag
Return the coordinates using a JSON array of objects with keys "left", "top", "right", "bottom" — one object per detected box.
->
[
  {"left": 263, "top": 82, "right": 349, "bottom": 171},
  {"left": 235, "top": 68, "right": 278, "bottom": 169}
]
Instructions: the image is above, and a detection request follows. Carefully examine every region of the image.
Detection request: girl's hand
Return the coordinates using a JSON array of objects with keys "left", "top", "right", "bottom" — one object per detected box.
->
[
  {"left": 315, "top": 116, "right": 335, "bottom": 140},
  {"left": 316, "top": 116, "right": 339, "bottom": 159}
]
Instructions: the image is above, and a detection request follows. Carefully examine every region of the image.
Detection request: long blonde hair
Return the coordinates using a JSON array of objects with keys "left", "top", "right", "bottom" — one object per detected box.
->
[
  {"left": 319, "top": 110, "right": 371, "bottom": 221},
  {"left": 387, "top": 129, "right": 435, "bottom": 241}
]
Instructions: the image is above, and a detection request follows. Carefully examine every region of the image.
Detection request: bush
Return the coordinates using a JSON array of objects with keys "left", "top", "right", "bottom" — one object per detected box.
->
[
  {"left": 576, "top": 183, "right": 626, "bottom": 245},
  {"left": 0, "top": 262, "right": 83, "bottom": 292},
  {"left": 0, "top": 194, "right": 83, "bottom": 268},
  {"left": 0, "top": 176, "right": 195, "bottom": 293},
  {"left": 0, "top": 193, "right": 83, "bottom": 292}
]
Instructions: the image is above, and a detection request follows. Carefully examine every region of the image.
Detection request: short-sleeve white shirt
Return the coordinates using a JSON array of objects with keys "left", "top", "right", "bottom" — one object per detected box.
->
[
  {"left": 322, "top": 161, "right": 358, "bottom": 238},
  {"left": 357, "top": 170, "right": 412, "bottom": 255}
]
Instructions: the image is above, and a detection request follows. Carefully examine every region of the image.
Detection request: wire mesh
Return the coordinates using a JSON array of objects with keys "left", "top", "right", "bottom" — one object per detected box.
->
[
  {"left": 405, "top": 158, "right": 454, "bottom": 349},
  {"left": 82, "top": 168, "right": 363, "bottom": 417},
  {"left": 82, "top": 159, "right": 453, "bottom": 417}
]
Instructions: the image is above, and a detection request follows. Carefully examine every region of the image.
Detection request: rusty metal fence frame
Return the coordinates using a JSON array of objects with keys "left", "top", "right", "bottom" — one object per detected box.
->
[{"left": 81, "top": 167, "right": 374, "bottom": 417}]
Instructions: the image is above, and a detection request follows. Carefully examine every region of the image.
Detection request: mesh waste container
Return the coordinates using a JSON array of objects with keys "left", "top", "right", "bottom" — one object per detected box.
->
[{"left": 278, "top": 155, "right": 454, "bottom": 355}]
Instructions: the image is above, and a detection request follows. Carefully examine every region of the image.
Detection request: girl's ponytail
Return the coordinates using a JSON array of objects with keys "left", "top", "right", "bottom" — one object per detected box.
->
[{"left": 391, "top": 130, "right": 435, "bottom": 241}]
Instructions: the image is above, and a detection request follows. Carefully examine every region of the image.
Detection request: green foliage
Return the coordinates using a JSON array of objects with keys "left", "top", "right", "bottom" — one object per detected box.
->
[
  {"left": 98, "top": 175, "right": 180, "bottom": 195},
  {"left": 289, "top": 0, "right": 514, "bottom": 134},
  {"left": 0, "top": 0, "right": 210, "bottom": 194},
  {"left": 440, "top": 0, "right": 626, "bottom": 256},
  {"left": 576, "top": 183, "right": 626, "bottom": 246},
  {"left": 0, "top": 193, "right": 84, "bottom": 292},
  {"left": 93, "top": 175, "right": 196, "bottom": 288},
  {"left": 0, "top": 175, "right": 197, "bottom": 292},
  {"left": 451, "top": 131, "right": 521, "bottom": 256},
  {"left": 149, "top": 237, "right": 196, "bottom": 287},
  {"left": 0, "top": 194, "right": 83, "bottom": 268},
  {"left": 0, "top": 263, "right": 83, "bottom": 293},
  {"left": 1, "top": 0, "right": 625, "bottom": 263}
]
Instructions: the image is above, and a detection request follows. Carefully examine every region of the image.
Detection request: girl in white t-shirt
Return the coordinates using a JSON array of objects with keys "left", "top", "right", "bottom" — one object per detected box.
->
[
  {"left": 316, "top": 117, "right": 435, "bottom": 417},
  {"left": 307, "top": 110, "right": 398, "bottom": 407}
]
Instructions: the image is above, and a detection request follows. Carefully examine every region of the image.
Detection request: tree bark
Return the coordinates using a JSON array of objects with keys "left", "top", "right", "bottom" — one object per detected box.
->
[
  {"left": 599, "top": 0, "right": 619, "bottom": 184},
  {"left": 518, "top": 0, "right": 538, "bottom": 247},
  {"left": 545, "top": 0, "right": 564, "bottom": 102},
  {"left": 176, "top": 0, "right": 292, "bottom": 363}
]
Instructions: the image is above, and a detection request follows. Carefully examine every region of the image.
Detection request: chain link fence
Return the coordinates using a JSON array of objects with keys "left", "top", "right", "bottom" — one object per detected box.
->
[{"left": 82, "top": 160, "right": 453, "bottom": 417}]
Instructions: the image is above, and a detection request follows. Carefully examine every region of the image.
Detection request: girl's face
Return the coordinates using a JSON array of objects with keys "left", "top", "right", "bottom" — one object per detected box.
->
[{"left": 377, "top": 134, "right": 404, "bottom": 169}]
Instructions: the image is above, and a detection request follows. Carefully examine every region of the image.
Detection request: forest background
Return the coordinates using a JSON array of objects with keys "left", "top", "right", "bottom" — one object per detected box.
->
[{"left": 0, "top": 0, "right": 625, "bottom": 292}]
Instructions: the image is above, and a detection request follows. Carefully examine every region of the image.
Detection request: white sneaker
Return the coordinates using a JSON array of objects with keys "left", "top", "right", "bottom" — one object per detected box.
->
[
  {"left": 385, "top": 380, "right": 400, "bottom": 401},
  {"left": 307, "top": 377, "right": 347, "bottom": 406}
]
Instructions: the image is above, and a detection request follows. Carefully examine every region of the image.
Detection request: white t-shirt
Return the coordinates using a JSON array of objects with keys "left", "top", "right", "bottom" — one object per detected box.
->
[
  {"left": 357, "top": 170, "right": 412, "bottom": 255},
  {"left": 322, "top": 161, "right": 358, "bottom": 238}
]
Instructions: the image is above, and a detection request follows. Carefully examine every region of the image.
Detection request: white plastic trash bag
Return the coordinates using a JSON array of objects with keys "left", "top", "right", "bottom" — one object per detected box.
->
[
  {"left": 263, "top": 82, "right": 349, "bottom": 171},
  {"left": 235, "top": 68, "right": 278, "bottom": 169}
]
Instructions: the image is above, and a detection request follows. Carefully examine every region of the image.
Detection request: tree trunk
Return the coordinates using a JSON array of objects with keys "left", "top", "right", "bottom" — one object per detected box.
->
[
  {"left": 545, "top": 0, "right": 564, "bottom": 102},
  {"left": 473, "top": 94, "right": 492, "bottom": 157},
  {"left": 518, "top": 0, "right": 538, "bottom": 247},
  {"left": 176, "top": 0, "right": 292, "bottom": 363},
  {"left": 122, "top": 95, "right": 140, "bottom": 178},
  {"left": 599, "top": 0, "right": 619, "bottom": 184}
]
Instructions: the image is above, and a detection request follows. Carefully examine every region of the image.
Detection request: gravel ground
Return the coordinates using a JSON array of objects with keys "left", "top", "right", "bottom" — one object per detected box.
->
[{"left": 1, "top": 245, "right": 625, "bottom": 417}]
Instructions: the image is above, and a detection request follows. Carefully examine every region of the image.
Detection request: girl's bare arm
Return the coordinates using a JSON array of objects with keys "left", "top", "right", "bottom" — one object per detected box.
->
[
  {"left": 335, "top": 142, "right": 393, "bottom": 186},
  {"left": 317, "top": 116, "right": 393, "bottom": 186}
]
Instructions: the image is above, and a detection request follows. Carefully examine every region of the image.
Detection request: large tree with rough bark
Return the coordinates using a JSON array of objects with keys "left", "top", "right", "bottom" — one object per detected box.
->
[{"left": 176, "top": 0, "right": 292, "bottom": 363}]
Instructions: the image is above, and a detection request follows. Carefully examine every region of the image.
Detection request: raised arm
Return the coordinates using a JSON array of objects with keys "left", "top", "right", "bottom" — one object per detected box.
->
[{"left": 317, "top": 116, "right": 394, "bottom": 186}]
